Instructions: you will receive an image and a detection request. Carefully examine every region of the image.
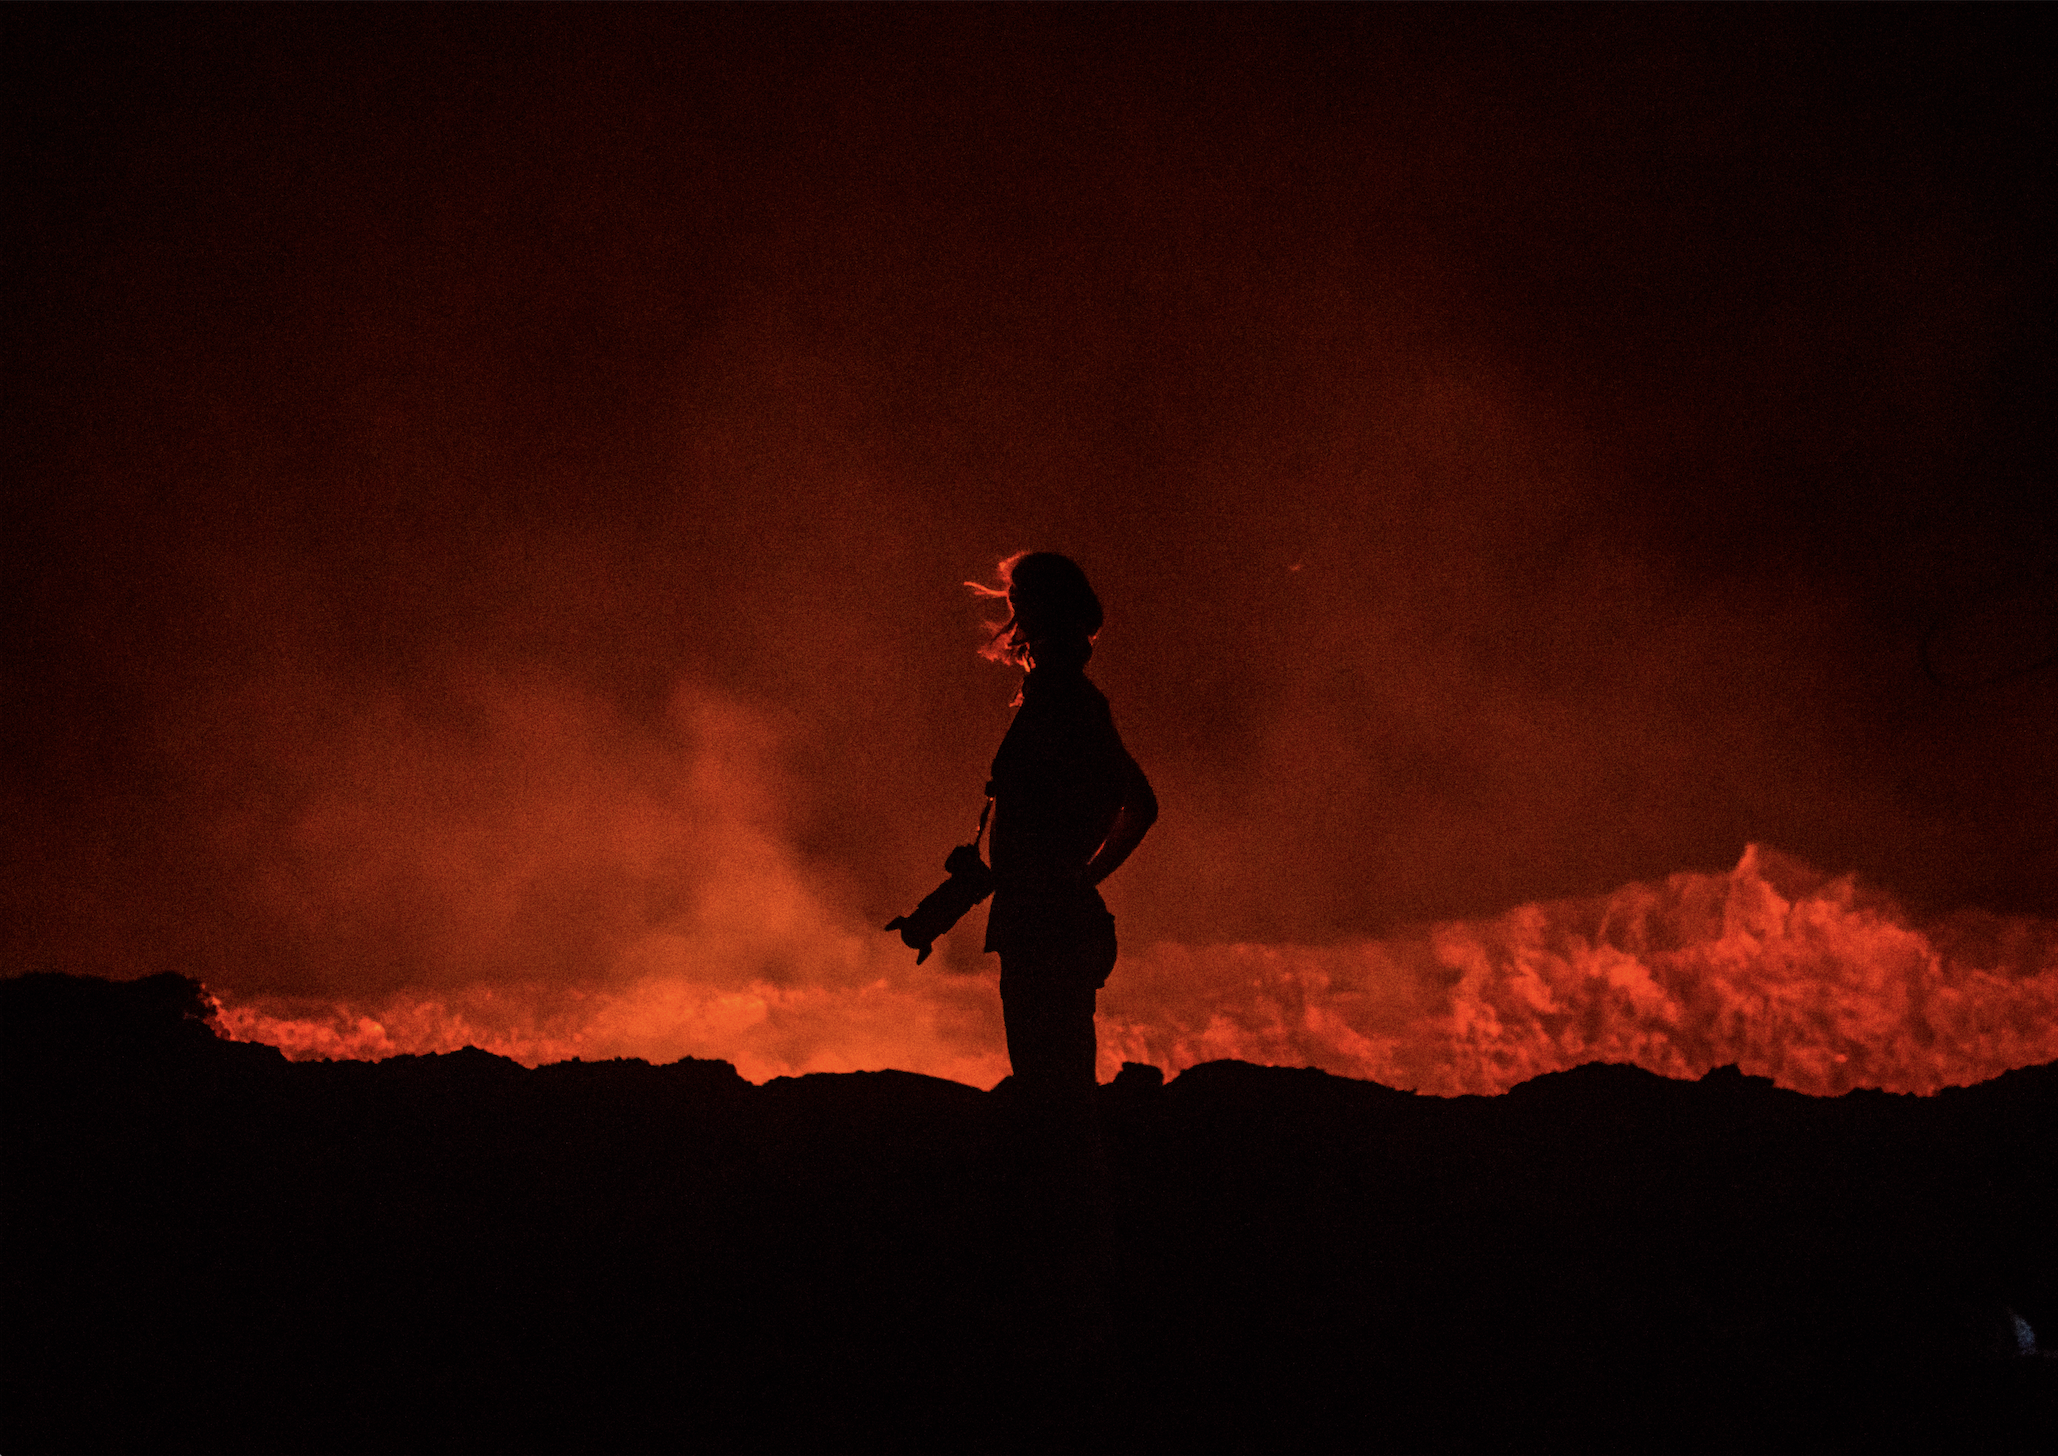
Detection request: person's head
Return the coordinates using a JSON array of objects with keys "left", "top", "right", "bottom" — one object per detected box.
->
[{"left": 968, "top": 551, "right": 1102, "bottom": 672}]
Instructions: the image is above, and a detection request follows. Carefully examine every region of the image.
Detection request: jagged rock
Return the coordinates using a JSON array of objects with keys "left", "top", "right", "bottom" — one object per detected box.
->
[{"left": 4, "top": 973, "right": 2052, "bottom": 1454}]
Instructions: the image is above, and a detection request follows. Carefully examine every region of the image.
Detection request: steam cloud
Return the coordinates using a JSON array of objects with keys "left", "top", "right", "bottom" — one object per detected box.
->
[
  {"left": 197, "top": 657, "right": 2058, "bottom": 1094},
  {"left": 9, "top": 10, "right": 2056, "bottom": 1093},
  {"left": 192, "top": 666, "right": 1011, "bottom": 1087}
]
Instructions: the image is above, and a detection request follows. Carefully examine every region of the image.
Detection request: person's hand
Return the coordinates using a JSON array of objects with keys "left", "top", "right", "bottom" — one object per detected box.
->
[{"left": 883, "top": 915, "right": 935, "bottom": 964}]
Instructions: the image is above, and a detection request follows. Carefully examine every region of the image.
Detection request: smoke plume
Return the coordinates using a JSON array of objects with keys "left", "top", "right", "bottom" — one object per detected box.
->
[{"left": 8, "top": 9, "right": 2055, "bottom": 1092}]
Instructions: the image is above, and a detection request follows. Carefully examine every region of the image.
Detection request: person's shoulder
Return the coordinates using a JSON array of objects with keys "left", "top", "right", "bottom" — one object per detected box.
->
[
  {"left": 1059, "top": 671, "right": 1113, "bottom": 718},
  {"left": 1023, "top": 668, "right": 1116, "bottom": 726}
]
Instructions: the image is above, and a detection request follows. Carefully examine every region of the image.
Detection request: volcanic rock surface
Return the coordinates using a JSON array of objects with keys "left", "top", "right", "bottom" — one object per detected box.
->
[{"left": 4, "top": 972, "right": 2053, "bottom": 1453}]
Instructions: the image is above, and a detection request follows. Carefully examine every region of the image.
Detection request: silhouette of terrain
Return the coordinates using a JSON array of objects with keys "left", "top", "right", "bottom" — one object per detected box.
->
[{"left": 5, "top": 972, "right": 2052, "bottom": 1453}]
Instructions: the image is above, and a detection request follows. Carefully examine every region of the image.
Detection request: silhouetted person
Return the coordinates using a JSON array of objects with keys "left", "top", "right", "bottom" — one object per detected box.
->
[
  {"left": 892, "top": 551, "right": 1157, "bottom": 1442},
  {"left": 978, "top": 551, "right": 1155, "bottom": 1104}
]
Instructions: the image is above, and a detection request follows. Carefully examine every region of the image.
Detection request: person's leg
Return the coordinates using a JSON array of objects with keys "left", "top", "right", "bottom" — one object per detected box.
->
[
  {"left": 1000, "top": 924, "right": 1115, "bottom": 1079},
  {"left": 1000, "top": 964, "right": 1100, "bottom": 1096},
  {"left": 997, "top": 933, "right": 1121, "bottom": 1386}
]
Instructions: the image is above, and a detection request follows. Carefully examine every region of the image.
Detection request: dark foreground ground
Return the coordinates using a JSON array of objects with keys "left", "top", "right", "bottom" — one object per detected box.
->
[{"left": 4, "top": 973, "right": 2053, "bottom": 1454}]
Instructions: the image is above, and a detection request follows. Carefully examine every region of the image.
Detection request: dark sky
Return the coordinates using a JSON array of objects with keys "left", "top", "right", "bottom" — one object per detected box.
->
[{"left": 7, "top": 6, "right": 2056, "bottom": 1012}]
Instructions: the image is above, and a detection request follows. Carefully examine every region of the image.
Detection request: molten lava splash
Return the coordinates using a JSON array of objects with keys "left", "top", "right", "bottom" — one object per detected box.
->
[
  {"left": 218, "top": 844, "right": 2058, "bottom": 1095},
  {"left": 1098, "top": 846, "right": 2058, "bottom": 1095}
]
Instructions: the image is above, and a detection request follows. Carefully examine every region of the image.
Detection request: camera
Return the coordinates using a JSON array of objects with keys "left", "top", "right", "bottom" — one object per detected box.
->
[{"left": 884, "top": 843, "right": 996, "bottom": 964}]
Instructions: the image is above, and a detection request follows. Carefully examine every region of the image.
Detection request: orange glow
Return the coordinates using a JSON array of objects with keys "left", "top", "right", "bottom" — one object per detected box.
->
[
  {"left": 15, "top": 5, "right": 2058, "bottom": 1141},
  {"left": 1097, "top": 845, "right": 2058, "bottom": 1095},
  {"left": 218, "top": 844, "right": 2058, "bottom": 1096},
  {"left": 215, "top": 971, "right": 1013, "bottom": 1089}
]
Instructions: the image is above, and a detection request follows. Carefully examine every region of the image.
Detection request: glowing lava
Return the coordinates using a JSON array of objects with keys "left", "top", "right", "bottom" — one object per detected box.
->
[{"left": 218, "top": 844, "right": 2058, "bottom": 1096}]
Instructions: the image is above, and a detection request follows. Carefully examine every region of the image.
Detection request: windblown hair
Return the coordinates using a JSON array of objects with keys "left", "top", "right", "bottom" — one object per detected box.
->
[{"left": 967, "top": 551, "right": 1103, "bottom": 671}]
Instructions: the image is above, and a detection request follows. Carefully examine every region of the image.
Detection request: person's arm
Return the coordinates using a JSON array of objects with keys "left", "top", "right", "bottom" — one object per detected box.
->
[{"left": 1084, "top": 752, "right": 1157, "bottom": 888}]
